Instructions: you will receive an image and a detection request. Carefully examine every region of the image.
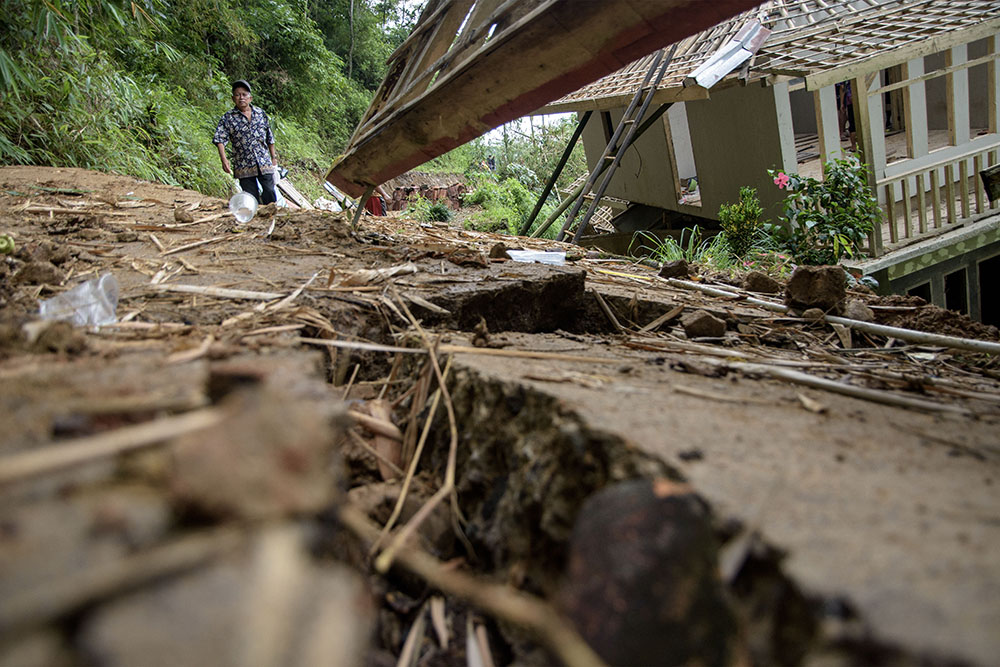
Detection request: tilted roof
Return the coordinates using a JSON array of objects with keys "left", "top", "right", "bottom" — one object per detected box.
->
[{"left": 543, "top": 0, "right": 1000, "bottom": 112}]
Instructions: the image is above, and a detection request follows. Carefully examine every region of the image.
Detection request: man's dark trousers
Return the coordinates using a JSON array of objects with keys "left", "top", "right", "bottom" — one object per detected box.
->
[{"left": 239, "top": 171, "right": 276, "bottom": 204}]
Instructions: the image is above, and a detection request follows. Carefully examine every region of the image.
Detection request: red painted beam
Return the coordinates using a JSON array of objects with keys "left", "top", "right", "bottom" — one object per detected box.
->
[{"left": 328, "top": 0, "right": 763, "bottom": 197}]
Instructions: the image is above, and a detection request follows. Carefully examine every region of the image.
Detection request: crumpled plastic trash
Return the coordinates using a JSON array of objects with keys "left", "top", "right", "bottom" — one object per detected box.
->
[
  {"left": 505, "top": 250, "right": 566, "bottom": 265},
  {"left": 38, "top": 273, "right": 119, "bottom": 327}
]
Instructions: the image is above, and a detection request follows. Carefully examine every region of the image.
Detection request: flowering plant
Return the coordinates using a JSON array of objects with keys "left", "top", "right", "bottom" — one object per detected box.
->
[{"left": 767, "top": 155, "right": 882, "bottom": 264}]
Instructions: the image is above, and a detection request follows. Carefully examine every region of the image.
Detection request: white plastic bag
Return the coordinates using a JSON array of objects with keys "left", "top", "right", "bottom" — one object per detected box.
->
[
  {"left": 505, "top": 250, "right": 566, "bottom": 265},
  {"left": 38, "top": 273, "right": 119, "bottom": 327}
]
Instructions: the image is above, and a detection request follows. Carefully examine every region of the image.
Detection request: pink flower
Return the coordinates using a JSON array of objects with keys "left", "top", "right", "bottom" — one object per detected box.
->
[{"left": 773, "top": 172, "right": 790, "bottom": 189}]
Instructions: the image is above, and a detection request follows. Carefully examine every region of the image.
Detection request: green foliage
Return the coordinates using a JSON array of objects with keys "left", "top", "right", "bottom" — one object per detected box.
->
[
  {"left": 718, "top": 186, "right": 764, "bottom": 258},
  {"left": 0, "top": 0, "right": 412, "bottom": 199},
  {"left": 633, "top": 227, "right": 736, "bottom": 271},
  {"left": 768, "top": 155, "right": 882, "bottom": 265},
  {"left": 406, "top": 195, "right": 454, "bottom": 223},
  {"left": 463, "top": 175, "right": 541, "bottom": 235}
]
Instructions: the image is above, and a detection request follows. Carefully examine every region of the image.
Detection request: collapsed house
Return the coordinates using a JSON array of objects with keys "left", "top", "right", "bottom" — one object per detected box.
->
[{"left": 540, "top": 0, "right": 1000, "bottom": 323}]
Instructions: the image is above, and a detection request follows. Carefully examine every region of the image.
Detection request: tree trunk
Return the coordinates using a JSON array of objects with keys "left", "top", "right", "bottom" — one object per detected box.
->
[{"left": 348, "top": 0, "right": 355, "bottom": 79}]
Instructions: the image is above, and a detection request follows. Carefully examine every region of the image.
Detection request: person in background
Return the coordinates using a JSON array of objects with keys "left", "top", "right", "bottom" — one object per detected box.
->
[
  {"left": 213, "top": 80, "right": 278, "bottom": 204},
  {"left": 836, "top": 81, "right": 857, "bottom": 153}
]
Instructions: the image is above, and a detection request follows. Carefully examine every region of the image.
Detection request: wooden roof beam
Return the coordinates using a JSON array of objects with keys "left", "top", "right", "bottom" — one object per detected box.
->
[
  {"left": 803, "top": 15, "right": 1000, "bottom": 90},
  {"left": 326, "top": 0, "right": 765, "bottom": 197}
]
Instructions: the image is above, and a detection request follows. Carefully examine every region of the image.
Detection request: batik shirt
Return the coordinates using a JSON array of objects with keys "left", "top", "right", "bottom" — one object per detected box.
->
[{"left": 212, "top": 106, "right": 275, "bottom": 178}]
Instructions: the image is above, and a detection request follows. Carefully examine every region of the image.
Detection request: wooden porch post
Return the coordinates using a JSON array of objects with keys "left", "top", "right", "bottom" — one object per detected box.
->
[
  {"left": 774, "top": 82, "right": 798, "bottom": 175},
  {"left": 946, "top": 44, "right": 970, "bottom": 146},
  {"left": 989, "top": 35, "right": 1000, "bottom": 136},
  {"left": 853, "top": 74, "right": 886, "bottom": 256},
  {"left": 903, "top": 58, "right": 929, "bottom": 159},
  {"left": 814, "top": 85, "right": 843, "bottom": 167},
  {"left": 853, "top": 75, "right": 887, "bottom": 171}
]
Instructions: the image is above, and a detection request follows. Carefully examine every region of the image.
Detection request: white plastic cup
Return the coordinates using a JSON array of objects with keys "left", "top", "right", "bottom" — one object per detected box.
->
[
  {"left": 38, "top": 273, "right": 120, "bottom": 327},
  {"left": 229, "top": 192, "right": 258, "bottom": 223}
]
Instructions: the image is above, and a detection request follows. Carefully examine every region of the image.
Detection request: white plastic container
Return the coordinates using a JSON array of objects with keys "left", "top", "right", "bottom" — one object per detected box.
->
[
  {"left": 229, "top": 192, "right": 258, "bottom": 223},
  {"left": 38, "top": 273, "right": 119, "bottom": 327}
]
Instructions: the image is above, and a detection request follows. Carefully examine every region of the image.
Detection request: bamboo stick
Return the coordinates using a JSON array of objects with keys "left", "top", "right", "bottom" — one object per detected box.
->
[
  {"left": 0, "top": 409, "right": 225, "bottom": 485},
  {"left": 153, "top": 284, "right": 284, "bottom": 300},
  {"left": 662, "top": 278, "right": 1000, "bottom": 356}
]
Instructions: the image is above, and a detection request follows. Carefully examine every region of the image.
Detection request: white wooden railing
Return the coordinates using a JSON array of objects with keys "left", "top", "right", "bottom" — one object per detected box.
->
[{"left": 870, "top": 137, "right": 1000, "bottom": 256}]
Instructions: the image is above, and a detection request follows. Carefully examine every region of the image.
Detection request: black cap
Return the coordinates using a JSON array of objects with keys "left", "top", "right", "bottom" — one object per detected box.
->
[{"left": 232, "top": 80, "right": 252, "bottom": 94}]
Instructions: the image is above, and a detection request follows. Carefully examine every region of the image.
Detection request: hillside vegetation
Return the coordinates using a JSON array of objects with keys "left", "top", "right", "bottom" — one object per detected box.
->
[{"left": 0, "top": 0, "right": 416, "bottom": 200}]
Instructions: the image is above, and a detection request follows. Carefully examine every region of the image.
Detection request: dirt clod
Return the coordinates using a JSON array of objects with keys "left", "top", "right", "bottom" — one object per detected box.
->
[
  {"left": 682, "top": 309, "right": 727, "bottom": 338},
  {"left": 659, "top": 259, "right": 690, "bottom": 279},
  {"left": 170, "top": 375, "right": 346, "bottom": 521},
  {"left": 843, "top": 299, "right": 875, "bottom": 322},
  {"left": 743, "top": 271, "right": 782, "bottom": 294},
  {"left": 13, "top": 261, "right": 65, "bottom": 286},
  {"left": 785, "top": 265, "right": 846, "bottom": 313}
]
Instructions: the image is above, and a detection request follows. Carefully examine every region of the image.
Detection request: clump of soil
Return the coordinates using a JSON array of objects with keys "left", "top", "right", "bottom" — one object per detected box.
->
[{"left": 878, "top": 304, "right": 1000, "bottom": 341}]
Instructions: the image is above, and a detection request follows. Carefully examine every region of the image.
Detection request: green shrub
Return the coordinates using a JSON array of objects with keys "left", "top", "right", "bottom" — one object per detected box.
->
[
  {"left": 718, "top": 186, "right": 764, "bottom": 258},
  {"left": 768, "top": 155, "right": 882, "bottom": 265},
  {"left": 463, "top": 176, "right": 537, "bottom": 235},
  {"left": 406, "top": 195, "right": 453, "bottom": 222}
]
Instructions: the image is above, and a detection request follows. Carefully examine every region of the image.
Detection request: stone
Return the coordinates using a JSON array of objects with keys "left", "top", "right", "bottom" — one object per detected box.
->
[
  {"left": 658, "top": 259, "right": 689, "bottom": 279},
  {"left": 843, "top": 299, "right": 875, "bottom": 323},
  {"left": 174, "top": 207, "right": 195, "bottom": 223},
  {"left": 802, "top": 308, "right": 826, "bottom": 322},
  {"left": 743, "top": 271, "right": 782, "bottom": 294},
  {"left": 12, "top": 261, "right": 65, "bottom": 286},
  {"left": 681, "top": 309, "right": 727, "bottom": 339},
  {"left": 784, "top": 265, "right": 846, "bottom": 313},
  {"left": 559, "top": 479, "right": 744, "bottom": 666}
]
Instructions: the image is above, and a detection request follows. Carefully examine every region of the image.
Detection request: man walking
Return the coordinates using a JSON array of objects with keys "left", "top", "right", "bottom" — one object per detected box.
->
[{"left": 213, "top": 80, "right": 278, "bottom": 204}]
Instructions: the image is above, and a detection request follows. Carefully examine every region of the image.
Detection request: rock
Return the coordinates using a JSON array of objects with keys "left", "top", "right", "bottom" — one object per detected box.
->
[
  {"left": 785, "top": 265, "right": 846, "bottom": 313},
  {"left": 49, "top": 247, "right": 72, "bottom": 265},
  {"left": 743, "top": 271, "right": 782, "bottom": 294},
  {"left": 170, "top": 373, "right": 346, "bottom": 520},
  {"left": 559, "top": 479, "right": 744, "bottom": 666},
  {"left": 681, "top": 309, "right": 727, "bottom": 339},
  {"left": 488, "top": 242, "right": 509, "bottom": 259},
  {"left": 116, "top": 230, "right": 139, "bottom": 243},
  {"left": 658, "top": 259, "right": 689, "bottom": 279},
  {"left": 843, "top": 299, "right": 875, "bottom": 322},
  {"left": 77, "top": 527, "right": 373, "bottom": 667},
  {"left": 12, "top": 261, "right": 65, "bottom": 286},
  {"left": 76, "top": 228, "right": 110, "bottom": 241},
  {"left": 14, "top": 241, "right": 53, "bottom": 263},
  {"left": 802, "top": 308, "right": 826, "bottom": 322}
]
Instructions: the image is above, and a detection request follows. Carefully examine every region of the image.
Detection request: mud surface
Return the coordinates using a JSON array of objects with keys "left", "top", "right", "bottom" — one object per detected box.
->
[{"left": 2, "top": 166, "right": 999, "bottom": 666}]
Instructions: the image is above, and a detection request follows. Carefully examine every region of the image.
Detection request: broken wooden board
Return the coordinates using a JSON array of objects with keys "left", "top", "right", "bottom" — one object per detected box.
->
[
  {"left": 276, "top": 178, "right": 313, "bottom": 210},
  {"left": 326, "top": 0, "right": 765, "bottom": 197}
]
